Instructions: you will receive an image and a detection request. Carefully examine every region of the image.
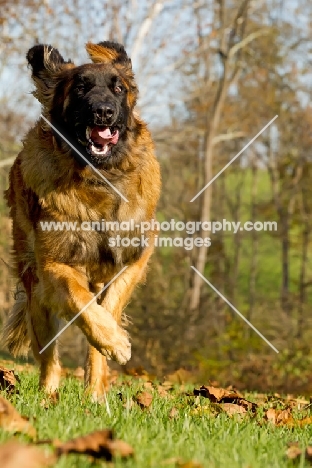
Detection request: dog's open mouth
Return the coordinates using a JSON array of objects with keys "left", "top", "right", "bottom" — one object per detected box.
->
[{"left": 86, "top": 126, "right": 119, "bottom": 157}]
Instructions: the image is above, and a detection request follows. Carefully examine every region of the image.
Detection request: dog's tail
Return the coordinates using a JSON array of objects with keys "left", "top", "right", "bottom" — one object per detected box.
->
[{"left": 1, "top": 283, "right": 31, "bottom": 356}]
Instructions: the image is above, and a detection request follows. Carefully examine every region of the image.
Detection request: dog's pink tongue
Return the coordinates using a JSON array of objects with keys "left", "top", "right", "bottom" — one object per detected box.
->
[
  {"left": 91, "top": 126, "right": 119, "bottom": 145},
  {"left": 91, "top": 126, "right": 112, "bottom": 144}
]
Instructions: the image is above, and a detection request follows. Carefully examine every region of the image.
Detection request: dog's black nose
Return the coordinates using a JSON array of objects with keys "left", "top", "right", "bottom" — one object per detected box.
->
[{"left": 94, "top": 104, "right": 114, "bottom": 121}]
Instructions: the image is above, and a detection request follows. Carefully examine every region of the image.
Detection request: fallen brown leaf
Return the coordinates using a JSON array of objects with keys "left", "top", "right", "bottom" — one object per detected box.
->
[
  {"left": 286, "top": 442, "right": 302, "bottom": 460},
  {"left": 157, "top": 385, "right": 169, "bottom": 397},
  {"left": 0, "top": 441, "right": 55, "bottom": 468},
  {"left": 306, "top": 446, "right": 312, "bottom": 462},
  {"left": 0, "top": 395, "right": 36, "bottom": 438},
  {"left": 286, "top": 395, "right": 309, "bottom": 409},
  {"left": 135, "top": 391, "right": 153, "bottom": 409},
  {"left": 286, "top": 442, "right": 312, "bottom": 462},
  {"left": 193, "top": 385, "right": 242, "bottom": 401},
  {"left": 161, "top": 381, "right": 175, "bottom": 391},
  {"left": 266, "top": 408, "right": 293, "bottom": 426},
  {"left": 169, "top": 407, "right": 179, "bottom": 419},
  {"left": 105, "top": 439, "right": 134, "bottom": 458},
  {"left": 193, "top": 385, "right": 257, "bottom": 413},
  {"left": 55, "top": 429, "right": 134, "bottom": 461},
  {"left": 0, "top": 366, "right": 20, "bottom": 393},
  {"left": 294, "top": 416, "right": 312, "bottom": 427},
  {"left": 222, "top": 403, "right": 248, "bottom": 417},
  {"left": 266, "top": 408, "right": 312, "bottom": 428},
  {"left": 143, "top": 382, "right": 153, "bottom": 390}
]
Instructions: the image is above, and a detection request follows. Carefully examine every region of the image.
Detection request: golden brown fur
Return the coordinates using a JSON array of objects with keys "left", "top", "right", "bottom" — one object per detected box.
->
[{"left": 2, "top": 41, "right": 160, "bottom": 400}]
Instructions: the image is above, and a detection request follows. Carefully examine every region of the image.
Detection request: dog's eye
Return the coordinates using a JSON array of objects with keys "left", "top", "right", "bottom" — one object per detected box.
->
[
  {"left": 76, "top": 83, "right": 85, "bottom": 92},
  {"left": 114, "top": 85, "right": 123, "bottom": 94}
]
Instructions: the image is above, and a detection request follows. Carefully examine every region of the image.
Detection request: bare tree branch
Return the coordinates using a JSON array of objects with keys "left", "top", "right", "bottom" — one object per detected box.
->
[{"left": 130, "top": 0, "right": 165, "bottom": 64}]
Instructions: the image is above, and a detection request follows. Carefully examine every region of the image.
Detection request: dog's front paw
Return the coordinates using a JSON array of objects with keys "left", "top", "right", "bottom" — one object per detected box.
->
[
  {"left": 82, "top": 307, "right": 131, "bottom": 365},
  {"left": 111, "top": 327, "right": 131, "bottom": 364},
  {"left": 100, "top": 326, "right": 131, "bottom": 365}
]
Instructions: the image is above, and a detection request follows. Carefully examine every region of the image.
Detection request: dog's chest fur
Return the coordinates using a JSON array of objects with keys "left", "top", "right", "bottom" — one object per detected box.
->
[{"left": 36, "top": 179, "right": 149, "bottom": 271}]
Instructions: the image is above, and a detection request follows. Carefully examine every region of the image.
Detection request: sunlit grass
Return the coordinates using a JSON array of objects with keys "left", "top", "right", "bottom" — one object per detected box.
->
[{"left": 0, "top": 370, "right": 311, "bottom": 467}]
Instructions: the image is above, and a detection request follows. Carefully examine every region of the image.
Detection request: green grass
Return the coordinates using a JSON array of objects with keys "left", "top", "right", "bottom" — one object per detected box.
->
[{"left": 1, "top": 369, "right": 312, "bottom": 467}]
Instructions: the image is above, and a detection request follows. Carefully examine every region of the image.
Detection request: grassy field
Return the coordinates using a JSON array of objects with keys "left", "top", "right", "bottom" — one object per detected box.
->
[{"left": 1, "top": 363, "right": 312, "bottom": 468}]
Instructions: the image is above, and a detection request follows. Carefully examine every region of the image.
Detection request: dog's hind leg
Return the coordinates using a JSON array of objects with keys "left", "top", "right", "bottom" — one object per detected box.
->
[
  {"left": 28, "top": 291, "right": 61, "bottom": 393},
  {"left": 84, "top": 345, "right": 110, "bottom": 402}
]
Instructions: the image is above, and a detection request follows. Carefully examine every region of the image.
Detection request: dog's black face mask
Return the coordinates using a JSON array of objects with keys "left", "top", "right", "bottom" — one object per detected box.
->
[{"left": 54, "top": 66, "right": 131, "bottom": 166}]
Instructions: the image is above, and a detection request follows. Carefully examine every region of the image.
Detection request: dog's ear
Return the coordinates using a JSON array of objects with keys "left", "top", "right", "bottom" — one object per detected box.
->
[
  {"left": 27, "top": 45, "right": 73, "bottom": 82},
  {"left": 86, "top": 41, "right": 132, "bottom": 68},
  {"left": 27, "top": 44, "right": 74, "bottom": 106}
]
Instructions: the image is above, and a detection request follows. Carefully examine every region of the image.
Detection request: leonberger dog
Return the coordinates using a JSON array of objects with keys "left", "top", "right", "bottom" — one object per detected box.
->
[{"left": 2, "top": 41, "right": 160, "bottom": 400}]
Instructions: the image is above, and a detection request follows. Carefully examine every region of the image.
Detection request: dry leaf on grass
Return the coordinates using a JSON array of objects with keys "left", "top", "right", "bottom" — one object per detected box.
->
[
  {"left": 134, "top": 391, "right": 153, "bottom": 409},
  {"left": 255, "top": 393, "right": 309, "bottom": 409},
  {"left": 265, "top": 408, "right": 293, "bottom": 426},
  {"left": 0, "top": 441, "right": 55, "bottom": 468},
  {"left": 296, "top": 417, "right": 312, "bottom": 427},
  {"left": 143, "top": 382, "right": 153, "bottom": 390},
  {"left": 306, "top": 447, "right": 312, "bottom": 462},
  {"left": 222, "top": 403, "right": 248, "bottom": 417},
  {"left": 0, "top": 366, "right": 20, "bottom": 393},
  {"left": 286, "top": 442, "right": 312, "bottom": 462},
  {"left": 193, "top": 385, "right": 257, "bottom": 413},
  {"left": 193, "top": 385, "right": 242, "bottom": 401},
  {"left": 169, "top": 407, "right": 179, "bottom": 419},
  {"left": 286, "top": 395, "right": 309, "bottom": 409},
  {"left": 286, "top": 442, "right": 302, "bottom": 461},
  {"left": 161, "top": 381, "right": 175, "bottom": 391},
  {"left": 104, "top": 439, "right": 134, "bottom": 458},
  {"left": 265, "top": 408, "right": 312, "bottom": 427},
  {"left": 0, "top": 395, "right": 36, "bottom": 438},
  {"left": 55, "top": 429, "right": 134, "bottom": 461},
  {"left": 157, "top": 385, "right": 170, "bottom": 397}
]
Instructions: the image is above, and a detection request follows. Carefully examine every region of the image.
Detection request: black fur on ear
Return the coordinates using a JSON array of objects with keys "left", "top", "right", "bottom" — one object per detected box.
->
[
  {"left": 26, "top": 44, "right": 74, "bottom": 107},
  {"left": 26, "top": 44, "right": 67, "bottom": 79}
]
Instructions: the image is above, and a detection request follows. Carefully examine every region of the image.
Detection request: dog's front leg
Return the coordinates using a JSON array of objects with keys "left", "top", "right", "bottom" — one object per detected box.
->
[{"left": 38, "top": 263, "right": 131, "bottom": 364}]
